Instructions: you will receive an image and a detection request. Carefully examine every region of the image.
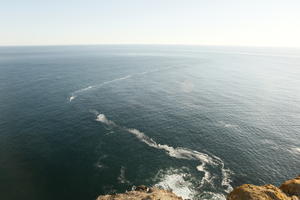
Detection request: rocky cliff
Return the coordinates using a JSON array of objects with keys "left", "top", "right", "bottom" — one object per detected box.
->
[
  {"left": 227, "top": 175, "right": 300, "bottom": 200},
  {"left": 97, "top": 185, "right": 183, "bottom": 200},
  {"left": 96, "top": 175, "right": 300, "bottom": 200}
]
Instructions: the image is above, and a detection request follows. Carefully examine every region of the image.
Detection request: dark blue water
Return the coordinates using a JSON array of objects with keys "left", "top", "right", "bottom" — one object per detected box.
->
[{"left": 0, "top": 45, "right": 299, "bottom": 200}]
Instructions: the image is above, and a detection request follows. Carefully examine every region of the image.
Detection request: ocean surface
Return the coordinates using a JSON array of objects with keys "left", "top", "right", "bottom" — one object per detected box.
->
[{"left": 0, "top": 45, "right": 299, "bottom": 200}]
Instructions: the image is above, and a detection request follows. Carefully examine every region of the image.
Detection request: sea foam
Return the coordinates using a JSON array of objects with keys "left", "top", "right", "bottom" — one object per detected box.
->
[
  {"left": 96, "top": 114, "right": 116, "bottom": 126},
  {"left": 154, "top": 169, "right": 195, "bottom": 200},
  {"left": 117, "top": 166, "right": 130, "bottom": 184},
  {"left": 94, "top": 112, "right": 233, "bottom": 197}
]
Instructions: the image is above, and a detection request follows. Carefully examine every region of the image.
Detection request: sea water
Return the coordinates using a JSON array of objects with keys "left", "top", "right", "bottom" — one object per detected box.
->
[{"left": 0, "top": 45, "right": 299, "bottom": 200}]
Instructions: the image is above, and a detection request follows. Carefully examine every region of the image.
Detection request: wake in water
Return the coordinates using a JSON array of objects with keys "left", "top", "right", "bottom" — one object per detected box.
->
[
  {"left": 69, "top": 75, "right": 131, "bottom": 102},
  {"left": 69, "top": 66, "right": 177, "bottom": 102},
  {"left": 93, "top": 112, "right": 233, "bottom": 199},
  {"left": 117, "top": 166, "right": 131, "bottom": 184}
]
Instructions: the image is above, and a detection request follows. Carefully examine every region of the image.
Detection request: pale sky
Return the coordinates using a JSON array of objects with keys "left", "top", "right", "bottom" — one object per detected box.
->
[{"left": 1, "top": 0, "right": 300, "bottom": 47}]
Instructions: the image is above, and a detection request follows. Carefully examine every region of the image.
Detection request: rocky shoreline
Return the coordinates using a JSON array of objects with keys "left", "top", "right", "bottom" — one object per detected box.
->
[
  {"left": 97, "top": 185, "right": 183, "bottom": 200},
  {"left": 96, "top": 175, "right": 300, "bottom": 200},
  {"left": 228, "top": 175, "right": 300, "bottom": 200}
]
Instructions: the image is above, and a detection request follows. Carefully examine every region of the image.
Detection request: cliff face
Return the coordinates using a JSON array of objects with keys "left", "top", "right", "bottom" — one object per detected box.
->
[
  {"left": 227, "top": 175, "right": 300, "bottom": 200},
  {"left": 97, "top": 185, "right": 183, "bottom": 200},
  {"left": 96, "top": 176, "right": 300, "bottom": 200}
]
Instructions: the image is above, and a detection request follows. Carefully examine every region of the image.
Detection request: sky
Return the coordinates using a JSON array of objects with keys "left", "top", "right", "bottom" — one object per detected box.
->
[{"left": 1, "top": 0, "right": 300, "bottom": 47}]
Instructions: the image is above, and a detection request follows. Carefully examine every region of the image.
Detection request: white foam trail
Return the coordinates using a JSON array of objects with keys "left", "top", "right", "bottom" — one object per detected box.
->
[
  {"left": 224, "top": 124, "right": 237, "bottom": 128},
  {"left": 69, "top": 85, "right": 94, "bottom": 101},
  {"left": 126, "top": 128, "right": 215, "bottom": 166},
  {"left": 196, "top": 163, "right": 211, "bottom": 186},
  {"left": 69, "top": 95, "right": 76, "bottom": 102},
  {"left": 118, "top": 166, "right": 130, "bottom": 184},
  {"left": 294, "top": 147, "right": 300, "bottom": 153},
  {"left": 287, "top": 146, "right": 300, "bottom": 155},
  {"left": 220, "top": 164, "right": 234, "bottom": 193},
  {"left": 69, "top": 66, "right": 178, "bottom": 102},
  {"left": 96, "top": 114, "right": 116, "bottom": 126},
  {"left": 94, "top": 112, "right": 233, "bottom": 195},
  {"left": 218, "top": 121, "right": 239, "bottom": 128},
  {"left": 69, "top": 75, "right": 132, "bottom": 101}
]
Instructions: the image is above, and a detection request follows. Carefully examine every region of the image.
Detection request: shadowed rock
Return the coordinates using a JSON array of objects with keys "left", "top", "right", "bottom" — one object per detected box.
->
[{"left": 280, "top": 175, "right": 300, "bottom": 197}]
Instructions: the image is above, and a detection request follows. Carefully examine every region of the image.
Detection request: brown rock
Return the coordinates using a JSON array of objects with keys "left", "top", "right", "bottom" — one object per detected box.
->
[
  {"left": 227, "top": 184, "right": 291, "bottom": 200},
  {"left": 96, "top": 176, "right": 300, "bottom": 200},
  {"left": 280, "top": 176, "right": 300, "bottom": 197},
  {"left": 135, "top": 185, "right": 149, "bottom": 192},
  {"left": 97, "top": 187, "right": 183, "bottom": 200}
]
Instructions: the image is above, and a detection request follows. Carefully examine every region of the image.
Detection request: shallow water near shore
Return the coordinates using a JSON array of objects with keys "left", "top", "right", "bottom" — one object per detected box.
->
[{"left": 0, "top": 45, "right": 299, "bottom": 200}]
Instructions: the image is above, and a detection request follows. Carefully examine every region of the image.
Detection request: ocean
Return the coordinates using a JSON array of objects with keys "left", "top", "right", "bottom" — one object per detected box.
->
[{"left": 0, "top": 45, "right": 299, "bottom": 200}]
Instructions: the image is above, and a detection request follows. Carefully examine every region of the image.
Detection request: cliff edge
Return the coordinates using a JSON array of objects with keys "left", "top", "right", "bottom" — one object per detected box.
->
[
  {"left": 97, "top": 185, "right": 183, "bottom": 200},
  {"left": 96, "top": 175, "right": 300, "bottom": 200},
  {"left": 227, "top": 175, "right": 300, "bottom": 200}
]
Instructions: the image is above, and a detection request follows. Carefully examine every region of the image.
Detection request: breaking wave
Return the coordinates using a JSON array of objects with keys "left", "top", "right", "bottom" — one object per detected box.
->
[
  {"left": 154, "top": 168, "right": 196, "bottom": 200},
  {"left": 94, "top": 112, "right": 233, "bottom": 199}
]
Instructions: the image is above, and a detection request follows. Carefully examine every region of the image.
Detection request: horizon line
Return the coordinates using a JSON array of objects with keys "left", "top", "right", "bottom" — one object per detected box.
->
[{"left": 0, "top": 43, "right": 300, "bottom": 49}]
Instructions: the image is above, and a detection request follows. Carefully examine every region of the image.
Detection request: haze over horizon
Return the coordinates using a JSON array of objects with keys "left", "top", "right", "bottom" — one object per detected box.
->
[
  {"left": 1, "top": 2, "right": 300, "bottom": 199},
  {"left": 1, "top": 0, "right": 300, "bottom": 47}
]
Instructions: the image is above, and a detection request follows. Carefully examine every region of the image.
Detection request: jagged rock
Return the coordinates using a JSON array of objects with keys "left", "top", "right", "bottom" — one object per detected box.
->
[
  {"left": 135, "top": 185, "right": 150, "bottom": 192},
  {"left": 227, "top": 184, "right": 292, "bottom": 200},
  {"left": 96, "top": 176, "right": 300, "bottom": 200},
  {"left": 97, "top": 186, "right": 183, "bottom": 200},
  {"left": 280, "top": 176, "right": 300, "bottom": 197}
]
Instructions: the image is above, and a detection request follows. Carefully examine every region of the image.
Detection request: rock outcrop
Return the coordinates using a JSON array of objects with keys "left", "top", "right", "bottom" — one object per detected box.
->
[
  {"left": 280, "top": 176, "right": 300, "bottom": 197},
  {"left": 97, "top": 185, "right": 183, "bottom": 200},
  {"left": 227, "top": 175, "right": 300, "bottom": 200},
  {"left": 227, "top": 184, "right": 291, "bottom": 200},
  {"left": 96, "top": 176, "right": 300, "bottom": 200}
]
